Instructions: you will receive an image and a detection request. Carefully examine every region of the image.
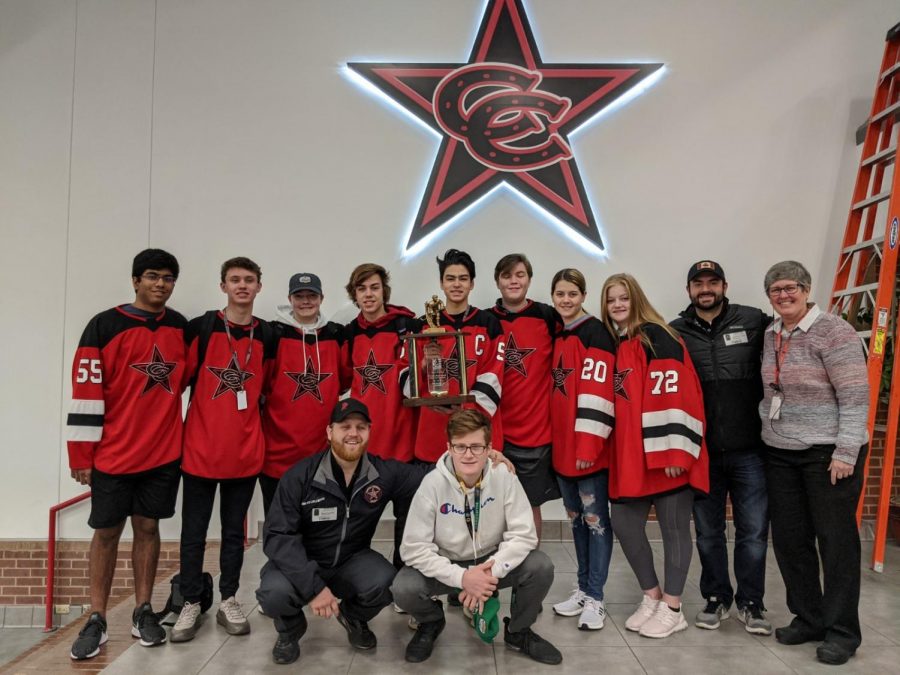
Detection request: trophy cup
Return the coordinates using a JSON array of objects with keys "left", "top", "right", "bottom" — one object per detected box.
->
[{"left": 402, "top": 295, "right": 475, "bottom": 407}]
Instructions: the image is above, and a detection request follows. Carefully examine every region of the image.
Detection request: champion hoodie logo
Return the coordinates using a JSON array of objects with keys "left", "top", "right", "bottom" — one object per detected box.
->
[{"left": 439, "top": 496, "right": 495, "bottom": 515}]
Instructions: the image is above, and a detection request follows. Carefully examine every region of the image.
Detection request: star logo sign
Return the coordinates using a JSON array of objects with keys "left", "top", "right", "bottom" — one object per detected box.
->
[
  {"left": 207, "top": 354, "right": 254, "bottom": 399},
  {"left": 503, "top": 333, "right": 535, "bottom": 376},
  {"left": 447, "top": 343, "right": 477, "bottom": 385},
  {"left": 284, "top": 357, "right": 333, "bottom": 402},
  {"left": 130, "top": 345, "right": 177, "bottom": 395},
  {"left": 348, "top": 0, "right": 662, "bottom": 252},
  {"left": 614, "top": 368, "right": 632, "bottom": 400},
  {"left": 354, "top": 349, "right": 394, "bottom": 395},
  {"left": 551, "top": 355, "right": 574, "bottom": 396}
]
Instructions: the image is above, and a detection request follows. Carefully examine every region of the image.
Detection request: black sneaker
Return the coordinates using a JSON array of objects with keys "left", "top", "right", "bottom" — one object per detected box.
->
[
  {"left": 816, "top": 641, "right": 855, "bottom": 665},
  {"left": 503, "top": 617, "right": 562, "bottom": 665},
  {"left": 335, "top": 612, "right": 377, "bottom": 650},
  {"left": 405, "top": 617, "right": 446, "bottom": 663},
  {"left": 272, "top": 630, "right": 301, "bottom": 665},
  {"left": 131, "top": 602, "right": 167, "bottom": 646},
  {"left": 775, "top": 621, "right": 826, "bottom": 645},
  {"left": 70, "top": 612, "right": 108, "bottom": 660}
]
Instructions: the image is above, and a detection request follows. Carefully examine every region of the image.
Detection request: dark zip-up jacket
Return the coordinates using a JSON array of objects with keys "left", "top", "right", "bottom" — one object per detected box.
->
[
  {"left": 263, "top": 449, "right": 430, "bottom": 601},
  {"left": 670, "top": 299, "right": 771, "bottom": 453}
]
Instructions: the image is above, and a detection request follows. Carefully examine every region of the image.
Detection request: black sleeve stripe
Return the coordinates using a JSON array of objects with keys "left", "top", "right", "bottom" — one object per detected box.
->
[
  {"left": 643, "top": 422, "right": 703, "bottom": 447},
  {"left": 67, "top": 413, "right": 105, "bottom": 427},
  {"left": 472, "top": 380, "right": 501, "bottom": 407}
]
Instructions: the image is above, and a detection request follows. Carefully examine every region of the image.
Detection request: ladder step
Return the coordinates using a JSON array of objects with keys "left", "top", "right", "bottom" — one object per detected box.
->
[
  {"left": 833, "top": 282, "right": 880, "bottom": 298},
  {"left": 857, "top": 329, "right": 872, "bottom": 339},
  {"left": 842, "top": 235, "right": 885, "bottom": 254},
  {"left": 852, "top": 190, "right": 892, "bottom": 211},
  {"left": 872, "top": 99, "right": 900, "bottom": 123},
  {"left": 862, "top": 144, "right": 897, "bottom": 167},
  {"left": 882, "top": 61, "right": 900, "bottom": 81}
]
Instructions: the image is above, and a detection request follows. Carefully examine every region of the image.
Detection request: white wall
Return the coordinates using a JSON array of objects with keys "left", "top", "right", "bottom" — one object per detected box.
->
[{"left": 1, "top": 0, "right": 895, "bottom": 538}]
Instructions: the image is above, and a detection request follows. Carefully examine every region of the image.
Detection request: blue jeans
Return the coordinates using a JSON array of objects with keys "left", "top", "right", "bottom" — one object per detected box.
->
[
  {"left": 557, "top": 472, "right": 613, "bottom": 601},
  {"left": 692, "top": 449, "right": 768, "bottom": 609}
]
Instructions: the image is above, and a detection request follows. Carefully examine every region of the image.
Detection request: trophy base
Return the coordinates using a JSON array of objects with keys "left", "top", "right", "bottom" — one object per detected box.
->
[{"left": 403, "top": 394, "right": 475, "bottom": 408}]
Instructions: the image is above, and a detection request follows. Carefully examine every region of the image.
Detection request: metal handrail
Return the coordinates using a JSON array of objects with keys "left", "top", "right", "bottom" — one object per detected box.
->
[{"left": 44, "top": 491, "right": 91, "bottom": 632}]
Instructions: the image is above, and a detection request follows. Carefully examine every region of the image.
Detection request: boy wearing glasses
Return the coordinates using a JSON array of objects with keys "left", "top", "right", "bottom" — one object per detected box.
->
[
  {"left": 392, "top": 410, "right": 561, "bottom": 666},
  {"left": 68, "top": 249, "right": 186, "bottom": 660}
]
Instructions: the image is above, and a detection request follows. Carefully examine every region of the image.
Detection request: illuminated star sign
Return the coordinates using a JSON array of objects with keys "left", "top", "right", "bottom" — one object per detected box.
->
[
  {"left": 130, "top": 345, "right": 177, "bottom": 395},
  {"left": 348, "top": 0, "right": 662, "bottom": 252},
  {"left": 285, "top": 357, "right": 333, "bottom": 402}
]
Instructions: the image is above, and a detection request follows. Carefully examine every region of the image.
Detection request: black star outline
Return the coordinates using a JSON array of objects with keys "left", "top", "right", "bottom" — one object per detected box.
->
[
  {"left": 503, "top": 332, "right": 536, "bottom": 377},
  {"left": 551, "top": 354, "right": 574, "bottom": 396},
  {"left": 284, "top": 357, "right": 334, "bottom": 403},
  {"left": 348, "top": 0, "right": 663, "bottom": 251},
  {"left": 446, "top": 343, "right": 477, "bottom": 385},
  {"left": 614, "top": 367, "right": 633, "bottom": 400},
  {"left": 353, "top": 349, "right": 395, "bottom": 395},
  {"left": 207, "top": 354, "right": 254, "bottom": 400},
  {"left": 130, "top": 345, "right": 177, "bottom": 395}
]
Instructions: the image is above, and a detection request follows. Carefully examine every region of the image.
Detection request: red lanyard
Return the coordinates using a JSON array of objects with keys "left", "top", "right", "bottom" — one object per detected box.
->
[
  {"left": 222, "top": 309, "right": 254, "bottom": 373},
  {"left": 773, "top": 328, "right": 793, "bottom": 389}
]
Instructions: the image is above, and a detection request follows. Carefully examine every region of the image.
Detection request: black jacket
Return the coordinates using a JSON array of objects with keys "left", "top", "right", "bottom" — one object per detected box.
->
[
  {"left": 670, "top": 300, "right": 771, "bottom": 452},
  {"left": 263, "top": 450, "right": 429, "bottom": 600}
]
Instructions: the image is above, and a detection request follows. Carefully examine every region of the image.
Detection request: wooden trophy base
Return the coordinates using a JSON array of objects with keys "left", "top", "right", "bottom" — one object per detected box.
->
[{"left": 403, "top": 394, "right": 475, "bottom": 408}]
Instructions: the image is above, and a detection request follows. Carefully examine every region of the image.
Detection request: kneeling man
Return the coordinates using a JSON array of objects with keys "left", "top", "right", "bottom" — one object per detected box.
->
[{"left": 393, "top": 410, "right": 562, "bottom": 665}]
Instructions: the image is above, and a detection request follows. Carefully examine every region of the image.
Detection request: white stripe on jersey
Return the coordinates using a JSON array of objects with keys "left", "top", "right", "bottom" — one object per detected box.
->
[
  {"left": 70, "top": 399, "right": 105, "bottom": 415},
  {"left": 643, "top": 434, "right": 701, "bottom": 459},
  {"left": 575, "top": 418, "right": 612, "bottom": 439},
  {"left": 641, "top": 409, "right": 703, "bottom": 436},
  {"left": 67, "top": 426, "right": 103, "bottom": 442},
  {"left": 577, "top": 393, "right": 615, "bottom": 416},
  {"left": 472, "top": 372, "right": 501, "bottom": 416}
]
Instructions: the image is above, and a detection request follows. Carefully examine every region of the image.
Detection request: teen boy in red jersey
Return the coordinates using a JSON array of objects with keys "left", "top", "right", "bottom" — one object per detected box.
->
[
  {"left": 342, "top": 263, "right": 419, "bottom": 568},
  {"left": 173, "top": 257, "right": 274, "bottom": 642},
  {"left": 490, "top": 253, "right": 561, "bottom": 539},
  {"left": 67, "top": 249, "right": 187, "bottom": 660},
  {"left": 261, "top": 272, "right": 345, "bottom": 514},
  {"left": 412, "top": 249, "right": 505, "bottom": 463}
]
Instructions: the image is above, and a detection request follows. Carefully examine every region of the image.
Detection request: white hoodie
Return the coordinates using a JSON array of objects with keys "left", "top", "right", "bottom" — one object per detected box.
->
[
  {"left": 400, "top": 451, "right": 538, "bottom": 589},
  {"left": 274, "top": 304, "right": 330, "bottom": 370}
]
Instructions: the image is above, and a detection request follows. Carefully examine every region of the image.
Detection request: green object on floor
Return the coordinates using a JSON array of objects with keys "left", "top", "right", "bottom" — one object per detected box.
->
[{"left": 472, "top": 595, "right": 500, "bottom": 644}]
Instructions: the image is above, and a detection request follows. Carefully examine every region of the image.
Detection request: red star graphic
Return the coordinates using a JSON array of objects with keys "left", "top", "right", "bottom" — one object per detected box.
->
[
  {"left": 284, "top": 357, "right": 333, "bottom": 402},
  {"left": 447, "top": 343, "right": 477, "bottom": 385},
  {"left": 130, "top": 345, "right": 177, "bottom": 395},
  {"left": 551, "top": 354, "right": 575, "bottom": 396},
  {"left": 349, "top": 0, "right": 662, "bottom": 251},
  {"left": 503, "top": 332, "right": 536, "bottom": 377},
  {"left": 614, "top": 367, "right": 633, "bottom": 400},
  {"left": 353, "top": 349, "right": 395, "bottom": 395},
  {"left": 207, "top": 354, "right": 254, "bottom": 400}
]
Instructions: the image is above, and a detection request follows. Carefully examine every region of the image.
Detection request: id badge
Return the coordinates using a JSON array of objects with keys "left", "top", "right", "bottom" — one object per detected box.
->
[
  {"left": 312, "top": 507, "right": 338, "bottom": 522},
  {"left": 723, "top": 330, "right": 748, "bottom": 346},
  {"left": 768, "top": 393, "right": 783, "bottom": 420},
  {"left": 236, "top": 389, "right": 248, "bottom": 411}
]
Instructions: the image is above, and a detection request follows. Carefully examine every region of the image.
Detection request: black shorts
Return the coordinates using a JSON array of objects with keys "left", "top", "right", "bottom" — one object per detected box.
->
[
  {"left": 88, "top": 460, "right": 181, "bottom": 529},
  {"left": 502, "top": 442, "right": 560, "bottom": 507}
]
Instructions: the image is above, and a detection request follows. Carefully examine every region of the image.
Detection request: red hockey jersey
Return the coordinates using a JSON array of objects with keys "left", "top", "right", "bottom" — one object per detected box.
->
[
  {"left": 412, "top": 307, "right": 505, "bottom": 463},
  {"left": 343, "top": 305, "right": 420, "bottom": 462},
  {"left": 491, "top": 299, "right": 560, "bottom": 448},
  {"left": 262, "top": 319, "right": 346, "bottom": 478},
  {"left": 182, "top": 310, "right": 273, "bottom": 480},
  {"left": 550, "top": 315, "right": 616, "bottom": 478},
  {"left": 609, "top": 323, "right": 709, "bottom": 499},
  {"left": 67, "top": 306, "right": 188, "bottom": 475}
]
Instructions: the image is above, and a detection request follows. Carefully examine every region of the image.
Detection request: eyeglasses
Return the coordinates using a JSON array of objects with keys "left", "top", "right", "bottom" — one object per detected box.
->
[
  {"left": 767, "top": 284, "right": 803, "bottom": 298},
  {"left": 142, "top": 273, "right": 176, "bottom": 284},
  {"left": 449, "top": 443, "right": 487, "bottom": 456}
]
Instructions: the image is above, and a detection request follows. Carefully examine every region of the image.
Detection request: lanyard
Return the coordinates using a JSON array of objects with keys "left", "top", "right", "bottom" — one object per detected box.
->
[
  {"left": 773, "top": 328, "right": 793, "bottom": 389},
  {"left": 459, "top": 480, "right": 481, "bottom": 544},
  {"left": 222, "top": 308, "right": 254, "bottom": 377}
]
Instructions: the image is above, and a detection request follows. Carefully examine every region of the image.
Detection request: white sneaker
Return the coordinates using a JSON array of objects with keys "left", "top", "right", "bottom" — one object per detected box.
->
[
  {"left": 577, "top": 597, "right": 606, "bottom": 630},
  {"left": 170, "top": 601, "right": 202, "bottom": 642},
  {"left": 407, "top": 617, "right": 419, "bottom": 631},
  {"left": 638, "top": 603, "right": 688, "bottom": 638},
  {"left": 624, "top": 595, "right": 660, "bottom": 632},
  {"left": 552, "top": 588, "right": 587, "bottom": 617},
  {"left": 216, "top": 596, "right": 250, "bottom": 635},
  {"left": 393, "top": 602, "right": 407, "bottom": 614}
]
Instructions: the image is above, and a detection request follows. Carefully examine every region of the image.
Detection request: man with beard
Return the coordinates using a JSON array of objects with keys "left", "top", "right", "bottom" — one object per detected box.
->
[
  {"left": 256, "top": 399, "right": 515, "bottom": 664},
  {"left": 670, "top": 261, "right": 773, "bottom": 635}
]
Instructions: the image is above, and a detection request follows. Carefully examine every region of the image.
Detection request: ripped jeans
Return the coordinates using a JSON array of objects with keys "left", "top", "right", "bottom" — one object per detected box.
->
[{"left": 557, "top": 471, "right": 613, "bottom": 600}]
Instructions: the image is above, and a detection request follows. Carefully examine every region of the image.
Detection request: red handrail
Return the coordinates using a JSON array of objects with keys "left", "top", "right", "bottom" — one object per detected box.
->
[{"left": 44, "top": 491, "right": 91, "bottom": 632}]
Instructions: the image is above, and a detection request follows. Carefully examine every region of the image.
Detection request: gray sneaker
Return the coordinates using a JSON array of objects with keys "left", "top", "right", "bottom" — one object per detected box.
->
[
  {"left": 695, "top": 598, "right": 730, "bottom": 630},
  {"left": 737, "top": 604, "right": 773, "bottom": 635},
  {"left": 217, "top": 596, "right": 251, "bottom": 635},
  {"left": 170, "top": 601, "right": 202, "bottom": 642}
]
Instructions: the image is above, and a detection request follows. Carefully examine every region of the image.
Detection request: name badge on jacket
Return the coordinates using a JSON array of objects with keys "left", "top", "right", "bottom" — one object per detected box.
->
[
  {"left": 312, "top": 507, "right": 339, "bottom": 522},
  {"left": 723, "top": 331, "right": 748, "bottom": 346}
]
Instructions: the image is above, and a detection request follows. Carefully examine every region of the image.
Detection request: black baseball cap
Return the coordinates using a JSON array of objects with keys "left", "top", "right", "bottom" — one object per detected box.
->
[
  {"left": 289, "top": 272, "right": 323, "bottom": 296},
  {"left": 687, "top": 260, "right": 726, "bottom": 284},
  {"left": 330, "top": 398, "right": 371, "bottom": 424}
]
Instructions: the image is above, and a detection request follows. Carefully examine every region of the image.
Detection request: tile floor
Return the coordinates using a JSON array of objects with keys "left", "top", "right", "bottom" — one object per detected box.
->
[{"left": 86, "top": 538, "right": 899, "bottom": 674}]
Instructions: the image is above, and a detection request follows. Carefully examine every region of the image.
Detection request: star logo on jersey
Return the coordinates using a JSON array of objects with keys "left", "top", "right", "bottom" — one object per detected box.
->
[
  {"left": 207, "top": 354, "right": 254, "bottom": 399},
  {"left": 130, "top": 345, "right": 177, "bottom": 395},
  {"left": 447, "top": 343, "right": 477, "bottom": 385},
  {"left": 354, "top": 349, "right": 395, "bottom": 395},
  {"left": 503, "top": 333, "right": 535, "bottom": 377},
  {"left": 348, "top": 0, "right": 662, "bottom": 252},
  {"left": 284, "top": 357, "right": 333, "bottom": 402},
  {"left": 551, "top": 355, "right": 574, "bottom": 396},
  {"left": 614, "top": 368, "right": 632, "bottom": 400}
]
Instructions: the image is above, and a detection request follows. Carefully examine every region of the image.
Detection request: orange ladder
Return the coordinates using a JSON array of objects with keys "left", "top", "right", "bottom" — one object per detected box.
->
[{"left": 829, "top": 20, "right": 900, "bottom": 573}]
